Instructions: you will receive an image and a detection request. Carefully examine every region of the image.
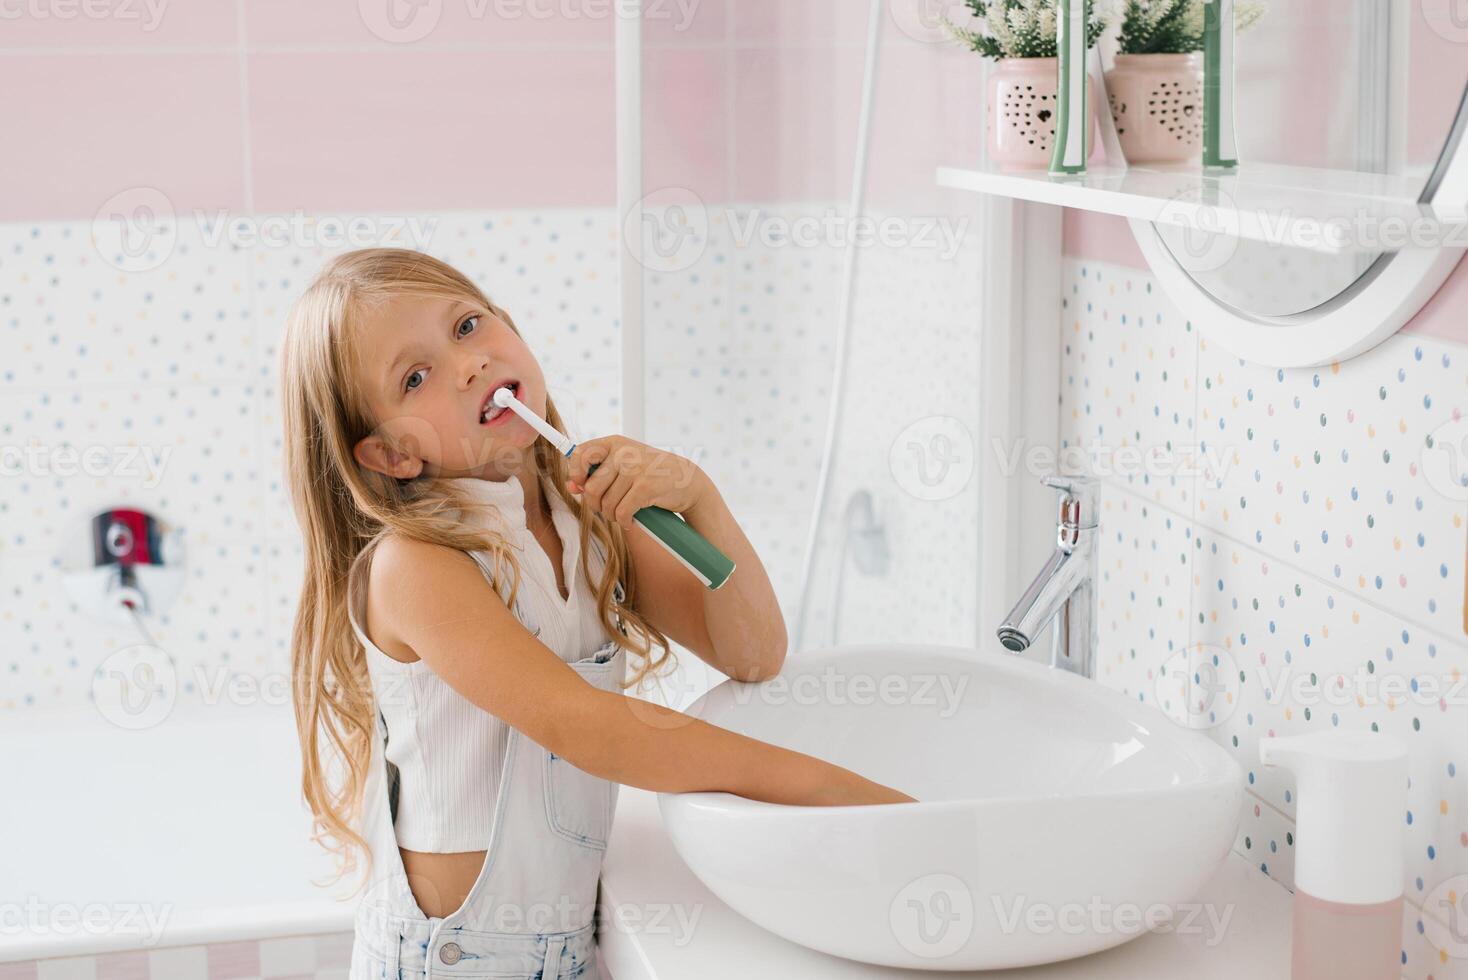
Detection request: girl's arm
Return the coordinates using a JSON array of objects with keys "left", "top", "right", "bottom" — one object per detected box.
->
[
  {"left": 368, "top": 535, "right": 915, "bottom": 806},
  {"left": 563, "top": 436, "right": 786, "bottom": 683},
  {"left": 620, "top": 471, "right": 787, "bottom": 684}
]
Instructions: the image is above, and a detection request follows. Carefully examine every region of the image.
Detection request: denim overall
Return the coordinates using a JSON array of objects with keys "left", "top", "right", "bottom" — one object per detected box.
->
[{"left": 347, "top": 538, "right": 628, "bottom": 980}]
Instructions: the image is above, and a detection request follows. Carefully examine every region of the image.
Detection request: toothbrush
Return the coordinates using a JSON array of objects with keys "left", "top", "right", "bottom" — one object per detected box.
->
[
  {"left": 1048, "top": 0, "right": 1089, "bottom": 175},
  {"left": 492, "top": 386, "right": 736, "bottom": 591},
  {"left": 1203, "top": 0, "right": 1239, "bottom": 168}
]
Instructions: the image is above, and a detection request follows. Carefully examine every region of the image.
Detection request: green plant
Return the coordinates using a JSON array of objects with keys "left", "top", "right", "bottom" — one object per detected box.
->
[
  {"left": 1116, "top": 0, "right": 1268, "bottom": 55},
  {"left": 943, "top": 0, "right": 1107, "bottom": 60}
]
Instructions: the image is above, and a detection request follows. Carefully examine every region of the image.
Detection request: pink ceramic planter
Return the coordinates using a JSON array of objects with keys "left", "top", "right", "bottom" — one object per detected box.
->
[
  {"left": 1105, "top": 52, "right": 1204, "bottom": 164},
  {"left": 987, "top": 56, "right": 1097, "bottom": 169}
]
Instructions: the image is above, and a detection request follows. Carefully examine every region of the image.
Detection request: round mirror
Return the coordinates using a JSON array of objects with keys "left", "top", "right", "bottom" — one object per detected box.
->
[{"left": 1128, "top": 0, "right": 1468, "bottom": 366}]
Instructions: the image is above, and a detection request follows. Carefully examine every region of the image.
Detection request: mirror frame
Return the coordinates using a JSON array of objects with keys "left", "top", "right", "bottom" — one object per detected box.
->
[{"left": 1123, "top": 72, "right": 1468, "bottom": 368}]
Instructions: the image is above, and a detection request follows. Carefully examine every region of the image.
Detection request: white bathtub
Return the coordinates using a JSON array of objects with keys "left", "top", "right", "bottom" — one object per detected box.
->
[{"left": 0, "top": 700, "right": 355, "bottom": 961}]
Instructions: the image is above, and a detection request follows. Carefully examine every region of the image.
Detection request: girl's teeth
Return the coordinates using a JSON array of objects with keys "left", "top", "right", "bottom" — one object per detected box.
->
[{"left": 482, "top": 384, "right": 516, "bottom": 423}]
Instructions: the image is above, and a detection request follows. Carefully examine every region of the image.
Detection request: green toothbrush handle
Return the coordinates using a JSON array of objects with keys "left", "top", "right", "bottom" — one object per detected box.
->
[{"left": 584, "top": 461, "right": 736, "bottom": 590}]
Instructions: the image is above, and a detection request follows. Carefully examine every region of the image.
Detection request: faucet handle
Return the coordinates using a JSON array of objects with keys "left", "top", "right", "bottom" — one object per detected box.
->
[{"left": 1042, "top": 475, "right": 1099, "bottom": 530}]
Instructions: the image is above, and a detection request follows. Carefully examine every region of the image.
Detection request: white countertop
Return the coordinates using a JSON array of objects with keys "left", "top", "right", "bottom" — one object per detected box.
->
[{"left": 599, "top": 787, "right": 1294, "bottom": 979}]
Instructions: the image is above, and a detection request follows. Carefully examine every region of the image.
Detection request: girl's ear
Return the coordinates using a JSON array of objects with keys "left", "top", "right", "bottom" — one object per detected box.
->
[{"left": 353, "top": 433, "right": 425, "bottom": 480}]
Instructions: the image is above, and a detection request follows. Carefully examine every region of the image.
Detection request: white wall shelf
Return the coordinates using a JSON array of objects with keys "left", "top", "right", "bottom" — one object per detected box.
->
[{"left": 936, "top": 161, "right": 1467, "bottom": 256}]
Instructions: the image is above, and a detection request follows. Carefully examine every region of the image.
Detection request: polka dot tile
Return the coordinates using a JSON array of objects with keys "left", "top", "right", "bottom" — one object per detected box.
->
[
  {"left": 2, "top": 208, "right": 622, "bottom": 713},
  {"left": 0, "top": 382, "right": 264, "bottom": 552},
  {"left": 249, "top": 209, "right": 622, "bottom": 398},
  {"left": 1060, "top": 259, "right": 1200, "bottom": 516},
  {"left": 1090, "top": 483, "right": 1193, "bottom": 713},
  {"left": 263, "top": 536, "right": 304, "bottom": 669},
  {"left": 1195, "top": 328, "right": 1467, "bottom": 639},
  {"left": 1235, "top": 792, "right": 1297, "bottom": 886},
  {"left": 0, "top": 220, "right": 255, "bottom": 392},
  {"left": 1191, "top": 447, "right": 1468, "bottom": 928},
  {"left": 1074, "top": 257, "right": 1468, "bottom": 976},
  {"left": 1402, "top": 886, "right": 1468, "bottom": 980},
  {"left": 0, "top": 539, "right": 269, "bottom": 712}
]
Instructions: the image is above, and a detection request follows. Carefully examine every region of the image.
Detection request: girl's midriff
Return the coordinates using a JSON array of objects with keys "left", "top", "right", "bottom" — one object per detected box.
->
[{"left": 399, "top": 847, "right": 490, "bottom": 918}]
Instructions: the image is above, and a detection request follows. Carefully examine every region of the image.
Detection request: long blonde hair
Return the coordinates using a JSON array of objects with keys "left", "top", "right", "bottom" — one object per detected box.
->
[{"left": 280, "top": 247, "right": 674, "bottom": 885}]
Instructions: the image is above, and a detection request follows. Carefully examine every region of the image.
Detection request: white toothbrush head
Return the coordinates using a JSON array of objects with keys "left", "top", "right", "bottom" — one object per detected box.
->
[{"left": 487, "top": 383, "right": 574, "bottom": 456}]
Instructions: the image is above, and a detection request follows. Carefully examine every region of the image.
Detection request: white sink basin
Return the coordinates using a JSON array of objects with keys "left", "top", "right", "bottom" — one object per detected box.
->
[{"left": 656, "top": 644, "right": 1243, "bottom": 971}]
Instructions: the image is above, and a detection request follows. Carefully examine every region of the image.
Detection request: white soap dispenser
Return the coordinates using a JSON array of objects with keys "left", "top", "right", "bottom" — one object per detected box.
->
[{"left": 1259, "top": 732, "right": 1408, "bottom": 980}]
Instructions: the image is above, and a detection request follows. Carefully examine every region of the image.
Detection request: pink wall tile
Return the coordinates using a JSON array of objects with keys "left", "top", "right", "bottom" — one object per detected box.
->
[
  {"left": 1402, "top": 253, "right": 1468, "bottom": 344},
  {"left": 206, "top": 940, "right": 260, "bottom": 979},
  {"left": 1408, "top": 8, "right": 1468, "bottom": 168},
  {"left": 1262, "top": 2, "right": 1344, "bottom": 171},
  {"left": 96, "top": 950, "right": 149, "bottom": 980},
  {"left": 246, "top": 0, "right": 611, "bottom": 46},
  {"left": 0, "top": 54, "right": 248, "bottom": 222},
  {"left": 643, "top": 48, "right": 728, "bottom": 202},
  {"left": 734, "top": 0, "right": 870, "bottom": 46},
  {"left": 731, "top": 45, "right": 862, "bottom": 202},
  {"left": 0, "top": 0, "right": 235, "bottom": 47},
  {"left": 1063, "top": 210, "right": 1148, "bottom": 269},
  {"left": 313, "top": 931, "right": 353, "bottom": 966},
  {"left": 0, "top": 934, "right": 355, "bottom": 980},
  {"left": 246, "top": 49, "right": 616, "bottom": 212},
  {"left": 866, "top": 44, "right": 984, "bottom": 213},
  {"left": 643, "top": 0, "right": 726, "bottom": 45}
]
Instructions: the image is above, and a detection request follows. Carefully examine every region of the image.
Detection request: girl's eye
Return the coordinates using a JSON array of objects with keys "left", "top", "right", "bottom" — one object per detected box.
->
[
  {"left": 405, "top": 369, "right": 425, "bottom": 392},
  {"left": 456, "top": 315, "right": 479, "bottom": 338}
]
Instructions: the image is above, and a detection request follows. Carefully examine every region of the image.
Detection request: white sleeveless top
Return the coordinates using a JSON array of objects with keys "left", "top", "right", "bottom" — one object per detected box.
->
[{"left": 345, "top": 474, "right": 626, "bottom": 853}]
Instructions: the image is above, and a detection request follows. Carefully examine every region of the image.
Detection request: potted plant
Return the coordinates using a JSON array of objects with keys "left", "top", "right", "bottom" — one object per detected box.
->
[
  {"left": 1106, "top": 0, "right": 1267, "bottom": 164},
  {"left": 943, "top": 0, "right": 1107, "bottom": 168}
]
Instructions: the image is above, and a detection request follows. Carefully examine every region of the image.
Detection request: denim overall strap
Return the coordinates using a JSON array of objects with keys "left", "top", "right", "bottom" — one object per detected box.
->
[
  {"left": 542, "top": 936, "right": 564, "bottom": 979},
  {"left": 421, "top": 642, "right": 624, "bottom": 977},
  {"left": 349, "top": 530, "right": 628, "bottom": 979},
  {"left": 383, "top": 913, "right": 400, "bottom": 979}
]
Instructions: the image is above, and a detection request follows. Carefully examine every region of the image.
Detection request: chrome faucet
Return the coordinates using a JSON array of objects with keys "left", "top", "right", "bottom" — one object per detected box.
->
[{"left": 997, "top": 476, "right": 1099, "bottom": 678}]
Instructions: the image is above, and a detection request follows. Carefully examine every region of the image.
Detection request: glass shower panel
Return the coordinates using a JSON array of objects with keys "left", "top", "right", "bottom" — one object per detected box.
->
[
  {"left": 632, "top": 1, "right": 862, "bottom": 708},
  {"left": 793, "top": 13, "right": 988, "bottom": 652},
  {"left": 631, "top": 2, "right": 987, "bottom": 709}
]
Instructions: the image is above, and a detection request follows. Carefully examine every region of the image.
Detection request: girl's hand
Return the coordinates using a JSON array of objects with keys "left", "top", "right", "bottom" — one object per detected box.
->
[
  {"left": 565, "top": 435, "right": 709, "bottom": 530},
  {"left": 813, "top": 775, "right": 919, "bottom": 807}
]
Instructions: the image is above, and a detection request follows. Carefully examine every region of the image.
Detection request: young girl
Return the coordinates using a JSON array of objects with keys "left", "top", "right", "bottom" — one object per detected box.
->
[{"left": 280, "top": 248, "right": 914, "bottom": 980}]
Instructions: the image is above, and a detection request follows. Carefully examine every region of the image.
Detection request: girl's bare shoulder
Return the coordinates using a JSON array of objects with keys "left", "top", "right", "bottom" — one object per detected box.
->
[{"left": 362, "top": 534, "right": 482, "bottom": 665}]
